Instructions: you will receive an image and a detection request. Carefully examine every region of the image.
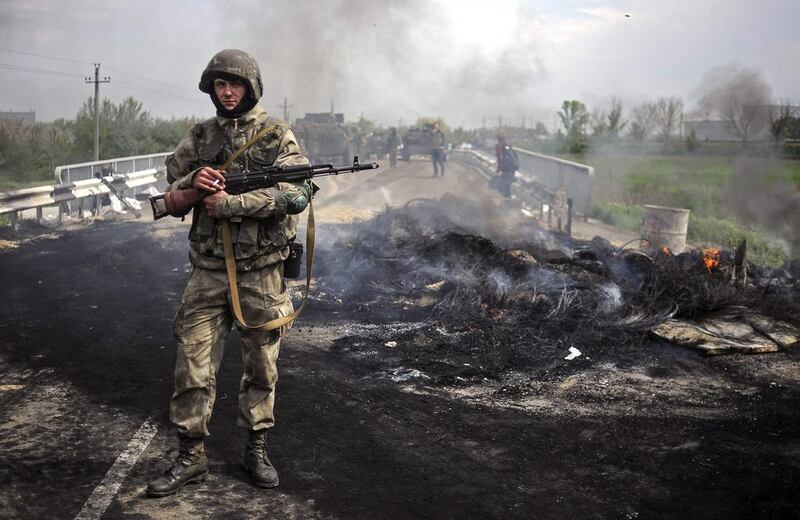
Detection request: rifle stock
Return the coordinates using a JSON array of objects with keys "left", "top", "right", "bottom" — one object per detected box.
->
[{"left": 149, "top": 188, "right": 205, "bottom": 220}]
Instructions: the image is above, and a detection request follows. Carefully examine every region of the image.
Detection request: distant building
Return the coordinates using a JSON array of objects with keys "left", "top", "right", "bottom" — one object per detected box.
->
[
  {"left": 682, "top": 104, "right": 799, "bottom": 142},
  {"left": 683, "top": 118, "right": 775, "bottom": 142},
  {"left": 0, "top": 111, "right": 36, "bottom": 125},
  {"left": 683, "top": 120, "right": 741, "bottom": 142}
]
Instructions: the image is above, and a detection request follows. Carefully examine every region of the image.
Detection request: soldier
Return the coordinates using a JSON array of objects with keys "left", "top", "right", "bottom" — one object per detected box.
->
[
  {"left": 386, "top": 127, "right": 400, "bottom": 168},
  {"left": 146, "top": 49, "right": 315, "bottom": 497},
  {"left": 431, "top": 122, "right": 447, "bottom": 177}
]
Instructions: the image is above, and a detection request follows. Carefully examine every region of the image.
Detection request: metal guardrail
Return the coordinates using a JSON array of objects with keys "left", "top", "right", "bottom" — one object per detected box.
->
[
  {"left": 471, "top": 146, "right": 594, "bottom": 216},
  {"left": 54, "top": 153, "right": 170, "bottom": 184},
  {"left": 0, "top": 169, "right": 163, "bottom": 214},
  {"left": 1, "top": 164, "right": 167, "bottom": 229},
  {"left": 452, "top": 148, "right": 586, "bottom": 233},
  {"left": 54, "top": 153, "right": 171, "bottom": 214},
  {"left": 514, "top": 149, "right": 593, "bottom": 217}
]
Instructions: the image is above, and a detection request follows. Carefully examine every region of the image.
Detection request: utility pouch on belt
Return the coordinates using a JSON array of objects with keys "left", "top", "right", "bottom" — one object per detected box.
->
[{"left": 283, "top": 241, "right": 304, "bottom": 279}]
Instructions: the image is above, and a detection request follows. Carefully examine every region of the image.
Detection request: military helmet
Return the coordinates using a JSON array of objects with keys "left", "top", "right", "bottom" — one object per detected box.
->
[{"left": 199, "top": 49, "right": 263, "bottom": 100}]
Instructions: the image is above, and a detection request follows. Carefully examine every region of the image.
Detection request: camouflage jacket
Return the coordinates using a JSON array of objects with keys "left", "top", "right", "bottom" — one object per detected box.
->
[{"left": 166, "top": 104, "right": 313, "bottom": 271}]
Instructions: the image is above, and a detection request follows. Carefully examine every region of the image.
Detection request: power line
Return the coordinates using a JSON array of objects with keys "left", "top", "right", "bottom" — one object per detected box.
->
[
  {"left": 104, "top": 66, "right": 197, "bottom": 93},
  {"left": 0, "top": 46, "right": 196, "bottom": 94},
  {"left": 112, "top": 80, "right": 207, "bottom": 105},
  {"left": 0, "top": 62, "right": 85, "bottom": 79},
  {"left": 0, "top": 46, "right": 91, "bottom": 65}
]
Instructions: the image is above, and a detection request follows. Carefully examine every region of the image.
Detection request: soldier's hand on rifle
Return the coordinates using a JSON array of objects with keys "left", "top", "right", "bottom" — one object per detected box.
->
[
  {"left": 193, "top": 167, "right": 226, "bottom": 192},
  {"left": 204, "top": 190, "right": 229, "bottom": 218}
]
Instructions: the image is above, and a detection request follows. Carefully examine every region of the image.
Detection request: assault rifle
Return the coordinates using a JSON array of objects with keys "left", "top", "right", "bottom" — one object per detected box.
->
[{"left": 149, "top": 156, "right": 378, "bottom": 220}]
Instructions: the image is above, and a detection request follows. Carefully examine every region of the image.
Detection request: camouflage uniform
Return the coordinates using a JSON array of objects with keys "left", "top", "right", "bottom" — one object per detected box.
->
[
  {"left": 147, "top": 48, "right": 308, "bottom": 497},
  {"left": 165, "top": 55, "right": 313, "bottom": 439}
]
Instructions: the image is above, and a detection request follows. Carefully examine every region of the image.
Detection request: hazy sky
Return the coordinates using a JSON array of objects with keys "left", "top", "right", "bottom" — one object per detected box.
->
[{"left": 0, "top": 0, "right": 797, "bottom": 128}]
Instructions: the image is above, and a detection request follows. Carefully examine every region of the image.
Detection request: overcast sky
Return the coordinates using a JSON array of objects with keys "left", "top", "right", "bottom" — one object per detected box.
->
[{"left": 0, "top": 0, "right": 797, "bottom": 128}]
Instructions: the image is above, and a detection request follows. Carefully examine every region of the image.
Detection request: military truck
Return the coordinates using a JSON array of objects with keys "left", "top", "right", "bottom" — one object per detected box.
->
[
  {"left": 400, "top": 127, "right": 435, "bottom": 160},
  {"left": 292, "top": 113, "right": 352, "bottom": 165}
]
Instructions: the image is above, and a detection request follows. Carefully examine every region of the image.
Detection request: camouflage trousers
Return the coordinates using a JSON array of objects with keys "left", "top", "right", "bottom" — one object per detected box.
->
[{"left": 170, "top": 264, "right": 293, "bottom": 438}]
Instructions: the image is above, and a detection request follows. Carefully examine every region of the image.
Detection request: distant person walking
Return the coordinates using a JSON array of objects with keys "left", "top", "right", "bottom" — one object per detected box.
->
[
  {"left": 494, "top": 132, "right": 518, "bottom": 198},
  {"left": 386, "top": 127, "right": 400, "bottom": 168},
  {"left": 430, "top": 122, "right": 447, "bottom": 177}
]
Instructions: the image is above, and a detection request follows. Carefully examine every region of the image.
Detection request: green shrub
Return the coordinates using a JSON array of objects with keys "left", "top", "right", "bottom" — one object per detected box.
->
[{"left": 687, "top": 215, "right": 789, "bottom": 267}]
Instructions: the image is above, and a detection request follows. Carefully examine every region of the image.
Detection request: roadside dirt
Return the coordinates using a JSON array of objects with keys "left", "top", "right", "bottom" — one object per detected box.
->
[{"left": 0, "top": 158, "right": 798, "bottom": 519}]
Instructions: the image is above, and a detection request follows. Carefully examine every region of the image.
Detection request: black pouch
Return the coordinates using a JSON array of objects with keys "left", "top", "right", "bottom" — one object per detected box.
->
[{"left": 283, "top": 241, "right": 304, "bottom": 279}]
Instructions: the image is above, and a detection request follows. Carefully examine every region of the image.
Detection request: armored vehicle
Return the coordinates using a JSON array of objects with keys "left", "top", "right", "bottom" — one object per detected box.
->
[
  {"left": 293, "top": 113, "right": 352, "bottom": 165},
  {"left": 401, "top": 127, "right": 435, "bottom": 160}
]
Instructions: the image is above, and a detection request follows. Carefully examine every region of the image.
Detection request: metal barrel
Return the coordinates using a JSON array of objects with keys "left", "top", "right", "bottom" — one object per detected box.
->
[{"left": 640, "top": 204, "right": 690, "bottom": 254}]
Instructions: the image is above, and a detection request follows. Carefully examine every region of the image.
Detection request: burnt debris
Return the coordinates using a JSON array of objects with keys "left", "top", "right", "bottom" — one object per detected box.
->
[{"left": 313, "top": 196, "right": 800, "bottom": 381}]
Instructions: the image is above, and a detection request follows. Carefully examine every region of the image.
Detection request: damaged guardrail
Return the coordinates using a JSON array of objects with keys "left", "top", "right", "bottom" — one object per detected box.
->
[
  {"left": 0, "top": 152, "right": 170, "bottom": 229},
  {"left": 0, "top": 167, "right": 166, "bottom": 230}
]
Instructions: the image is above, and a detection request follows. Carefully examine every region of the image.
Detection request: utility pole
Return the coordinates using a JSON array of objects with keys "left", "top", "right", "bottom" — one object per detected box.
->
[
  {"left": 278, "top": 97, "right": 292, "bottom": 122},
  {"left": 85, "top": 63, "right": 110, "bottom": 162}
]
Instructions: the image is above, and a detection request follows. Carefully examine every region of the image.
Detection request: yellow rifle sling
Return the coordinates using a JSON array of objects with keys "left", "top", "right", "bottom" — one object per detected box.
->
[{"left": 218, "top": 124, "right": 315, "bottom": 331}]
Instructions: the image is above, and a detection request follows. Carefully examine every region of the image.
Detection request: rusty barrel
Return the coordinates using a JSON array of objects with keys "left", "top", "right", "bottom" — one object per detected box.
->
[{"left": 640, "top": 205, "right": 690, "bottom": 254}]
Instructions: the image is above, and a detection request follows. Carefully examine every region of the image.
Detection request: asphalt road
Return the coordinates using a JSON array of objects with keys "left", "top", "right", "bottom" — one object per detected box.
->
[{"left": 1, "top": 157, "right": 799, "bottom": 519}]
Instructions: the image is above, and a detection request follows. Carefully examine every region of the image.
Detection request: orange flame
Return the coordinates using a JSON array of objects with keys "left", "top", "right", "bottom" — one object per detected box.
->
[
  {"left": 661, "top": 246, "right": 671, "bottom": 256},
  {"left": 703, "top": 248, "right": 720, "bottom": 272}
]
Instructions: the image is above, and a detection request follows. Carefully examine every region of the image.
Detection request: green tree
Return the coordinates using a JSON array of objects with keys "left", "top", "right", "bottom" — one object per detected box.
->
[
  {"left": 0, "top": 96, "right": 201, "bottom": 189},
  {"left": 685, "top": 128, "right": 698, "bottom": 152},
  {"left": 607, "top": 97, "right": 627, "bottom": 138},
  {"left": 558, "top": 100, "right": 588, "bottom": 153}
]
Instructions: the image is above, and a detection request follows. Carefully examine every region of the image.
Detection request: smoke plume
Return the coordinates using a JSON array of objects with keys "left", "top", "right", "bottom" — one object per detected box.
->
[{"left": 218, "top": 0, "right": 546, "bottom": 126}]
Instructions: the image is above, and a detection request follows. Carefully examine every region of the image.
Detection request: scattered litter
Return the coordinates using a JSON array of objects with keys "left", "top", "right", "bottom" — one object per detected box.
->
[
  {"left": 389, "top": 367, "right": 431, "bottom": 382},
  {"left": 425, "top": 280, "right": 445, "bottom": 291},
  {"left": 385, "top": 341, "right": 398, "bottom": 348},
  {"left": 172, "top": 267, "right": 179, "bottom": 272},
  {"left": 564, "top": 346, "right": 582, "bottom": 360}
]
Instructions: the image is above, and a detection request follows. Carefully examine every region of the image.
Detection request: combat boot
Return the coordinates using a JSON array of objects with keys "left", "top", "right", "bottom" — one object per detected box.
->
[
  {"left": 146, "top": 435, "right": 209, "bottom": 498},
  {"left": 244, "top": 430, "right": 279, "bottom": 488}
]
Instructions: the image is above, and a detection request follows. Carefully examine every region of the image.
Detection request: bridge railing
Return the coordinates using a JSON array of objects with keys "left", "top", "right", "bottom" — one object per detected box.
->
[
  {"left": 54, "top": 153, "right": 171, "bottom": 215},
  {"left": 514, "top": 149, "right": 594, "bottom": 217},
  {"left": 452, "top": 147, "right": 593, "bottom": 232},
  {"left": 1, "top": 152, "right": 170, "bottom": 229}
]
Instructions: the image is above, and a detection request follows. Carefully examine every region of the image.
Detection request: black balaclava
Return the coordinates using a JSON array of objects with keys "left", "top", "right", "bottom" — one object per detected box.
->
[{"left": 210, "top": 72, "right": 258, "bottom": 119}]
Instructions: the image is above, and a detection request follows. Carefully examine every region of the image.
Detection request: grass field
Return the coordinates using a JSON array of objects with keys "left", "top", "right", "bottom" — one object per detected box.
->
[{"left": 558, "top": 153, "right": 800, "bottom": 266}]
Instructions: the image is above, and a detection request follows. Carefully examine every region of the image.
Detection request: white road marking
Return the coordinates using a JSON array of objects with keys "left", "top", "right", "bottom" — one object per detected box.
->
[{"left": 74, "top": 418, "right": 158, "bottom": 520}]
